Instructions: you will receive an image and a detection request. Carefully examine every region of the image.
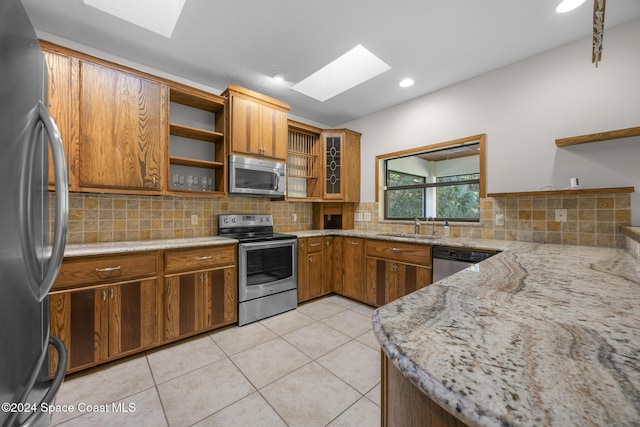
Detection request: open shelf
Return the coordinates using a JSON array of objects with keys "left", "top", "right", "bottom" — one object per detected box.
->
[
  {"left": 167, "top": 85, "right": 226, "bottom": 195},
  {"left": 487, "top": 186, "right": 634, "bottom": 198},
  {"left": 556, "top": 125, "right": 640, "bottom": 147},
  {"left": 169, "top": 156, "right": 224, "bottom": 169},
  {"left": 170, "top": 87, "right": 224, "bottom": 113},
  {"left": 169, "top": 124, "right": 223, "bottom": 143}
]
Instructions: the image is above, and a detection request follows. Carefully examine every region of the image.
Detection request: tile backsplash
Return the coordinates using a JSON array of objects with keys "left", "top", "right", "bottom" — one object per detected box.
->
[
  {"left": 355, "top": 193, "right": 632, "bottom": 248},
  {"left": 53, "top": 191, "right": 631, "bottom": 248},
  {"left": 52, "top": 193, "right": 313, "bottom": 244}
]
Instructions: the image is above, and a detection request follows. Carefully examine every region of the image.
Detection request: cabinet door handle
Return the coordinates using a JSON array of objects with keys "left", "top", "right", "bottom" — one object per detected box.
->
[
  {"left": 308, "top": 256, "right": 312, "bottom": 263},
  {"left": 195, "top": 256, "right": 212, "bottom": 260},
  {"left": 110, "top": 288, "right": 114, "bottom": 299},
  {"left": 300, "top": 243, "right": 305, "bottom": 249},
  {"left": 95, "top": 266, "right": 121, "bottom": 273},
  {"left": 102, "top": 290, "right": 107, "bottom": 301},
  {"left": 391, "top": 263, "right": 399, "bottom": 271},
  {"left": 326, "top": 241, "right": 329, "bottom": 247}
]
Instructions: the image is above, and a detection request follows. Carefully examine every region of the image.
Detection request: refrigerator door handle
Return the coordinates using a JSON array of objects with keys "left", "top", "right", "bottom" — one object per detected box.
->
[
  {"left": 4, "top": 335, "right": 67, "bottom": 427},
  {"left": 37, "top": 101, "right": 69, "bottom": 301}
]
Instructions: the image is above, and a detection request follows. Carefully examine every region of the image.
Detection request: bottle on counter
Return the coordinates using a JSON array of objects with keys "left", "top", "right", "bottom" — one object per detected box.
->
[{"left": 443, "top": 221, "right": 450, "bottom": 237}]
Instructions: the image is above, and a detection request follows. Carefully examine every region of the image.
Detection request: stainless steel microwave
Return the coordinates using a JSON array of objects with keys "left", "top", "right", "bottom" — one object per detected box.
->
[{"left": 228, "top": 155, "right": 286, "bottom": 197}]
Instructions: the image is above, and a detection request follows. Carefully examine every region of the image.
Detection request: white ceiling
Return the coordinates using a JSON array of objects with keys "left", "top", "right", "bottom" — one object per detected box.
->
[{"left": 22, "top": 0, "right": 640, "bottom": 127}]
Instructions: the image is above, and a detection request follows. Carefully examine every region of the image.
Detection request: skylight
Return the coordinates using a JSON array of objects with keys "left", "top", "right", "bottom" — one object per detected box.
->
[
  {"left": 84, "top": 0, "right": 186, "bottom": 38},
  {"left": 292, "top": 45, "right": 391, "bottom": 102}
]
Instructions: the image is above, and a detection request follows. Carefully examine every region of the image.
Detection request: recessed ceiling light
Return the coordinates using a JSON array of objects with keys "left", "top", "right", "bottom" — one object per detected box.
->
[
  {"left": 556, "top": 0, "right": 587, "bottom": 13},
  {"left": 399, "top": 78, "right": 415, "bottom": 88},
  {"left": 272, "top": 73, "right": 285, "bottom": 83},
  {"left": 84, "top": 0, "right": 186, "bottom": 38},
  {"left": 292, "top": 44, "right": 391, "bottom": 102}
]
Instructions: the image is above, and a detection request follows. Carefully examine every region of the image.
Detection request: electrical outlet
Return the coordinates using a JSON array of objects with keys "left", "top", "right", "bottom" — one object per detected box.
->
[
  {"left": 292, "top": 213, "right": 297, "bottom": 222},
  {"left": 555, "top": 209, "right": 567, "bottom": 222},
  {"left": 495, "top": 213, "right": 504, "bottom": 226},
  {"left": 355, "top": 213, "right": 363, "bottom": 221},
  {"left": 363, "top": 212, "right": 372, "bottom": 222},
  {"left": 191, "top": 214, "right": 198, "bottom": 225}
]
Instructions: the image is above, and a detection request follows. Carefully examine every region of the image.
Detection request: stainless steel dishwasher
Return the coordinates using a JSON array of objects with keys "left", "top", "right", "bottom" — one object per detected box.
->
[{"left": 432, "top": 246, "right": 499, "bottom": 282}]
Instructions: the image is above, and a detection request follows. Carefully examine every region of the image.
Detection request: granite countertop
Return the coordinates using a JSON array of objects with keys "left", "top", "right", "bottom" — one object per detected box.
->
[
  {"left": 373, "top": 242, "right": 640, "bottom": 427},
  {"left": 63, "top": 236, "right": 237, "bottom": 257}
]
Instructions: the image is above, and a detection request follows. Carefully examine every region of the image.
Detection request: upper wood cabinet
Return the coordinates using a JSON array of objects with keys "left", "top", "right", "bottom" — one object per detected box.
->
[
  {"left": 43, "top": 48, "right": 78, "bottom": 191},
  {"left": 322, "top": 129, "right": 361, "bottom": 202},
  {"left": 223, "top": 84, "right": 290, "bottom": 161},
  {"left": 78, "top": 61, "right": 164, "bottom": 193}
]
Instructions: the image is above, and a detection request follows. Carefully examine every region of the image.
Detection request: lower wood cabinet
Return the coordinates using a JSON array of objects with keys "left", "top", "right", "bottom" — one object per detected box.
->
[
  {"left": 163, "top": 268, "right": 236, "bottom": 341},
  {"left": 49, "top": 278, "right": 158, "bottom": 374},
  {"left": 163, "top": 245, "right": 237, "bottom": 342},
  {"left": 297, "top": 237, "right": 329, "bottom": 303},
  {"left": 364, "top": 240, "right": 432, "bottom": 307},
  {"left": 341, "top": 237, "right": 365, "bottom": 301}
]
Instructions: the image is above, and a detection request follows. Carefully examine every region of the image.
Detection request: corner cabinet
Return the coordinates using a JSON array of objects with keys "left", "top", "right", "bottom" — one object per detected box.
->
[
  {"left": 322, "top": 129, "right": 361, "bottom": 202},
  {"left": 224, "top": 84, "right": 290, "bottom": 161},
  {"left": 78, "top": 60, "right": 164, "bottom": 193},
  {"left": 163, "top": 245, "right": 237, "bottom": 342},
  {"left": 167, "top": 87, "right": 226, "bottom": 195},
  {"left": 49, "top": 252, "right": 160, "bottom": 374}
]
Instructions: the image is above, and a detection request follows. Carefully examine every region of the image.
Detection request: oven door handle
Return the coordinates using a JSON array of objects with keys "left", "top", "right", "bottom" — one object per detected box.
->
[{"left": 240, "top": 238, "right": 297, "bottom": 250}]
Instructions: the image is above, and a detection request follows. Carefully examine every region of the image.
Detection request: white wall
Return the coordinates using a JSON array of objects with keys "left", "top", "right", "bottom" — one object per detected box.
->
[{"left": 343, "top": 18, "right": 640, "bottom": 225}]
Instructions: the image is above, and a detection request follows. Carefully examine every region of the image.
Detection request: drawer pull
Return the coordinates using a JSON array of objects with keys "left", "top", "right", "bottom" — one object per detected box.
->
[
  {"left": 310, "top": 243, "right": 321, "bottom": 247},
  {"left": 349, "top": 242, "right": 359, "bottom": 246},
  {"left": 195, "top": 256, "right": 213, "bottom": 260},
  {"left": 95, "top": 266, "right": 121, "bottom": 273},
  {"left": 390, "top": 247, "right": 402, "bottom": 252}
]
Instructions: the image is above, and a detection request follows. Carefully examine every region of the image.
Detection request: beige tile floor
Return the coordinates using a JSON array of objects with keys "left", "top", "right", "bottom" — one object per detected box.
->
[{"left": 50, "top": 295, "right": 382, "bottom": 427}]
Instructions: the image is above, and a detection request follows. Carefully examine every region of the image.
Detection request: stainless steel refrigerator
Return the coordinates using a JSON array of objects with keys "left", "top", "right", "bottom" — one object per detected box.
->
[{"left": 1, "top": 0, "right": 69, "bottom": 426}]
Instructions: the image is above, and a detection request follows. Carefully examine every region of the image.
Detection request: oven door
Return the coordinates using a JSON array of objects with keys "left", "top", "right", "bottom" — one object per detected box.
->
[{"left": 238, "top": 239, "right": 297, "bottom": 302}]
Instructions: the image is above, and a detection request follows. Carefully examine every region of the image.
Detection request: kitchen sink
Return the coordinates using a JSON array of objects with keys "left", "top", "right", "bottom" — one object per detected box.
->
[{"left": 379, "top": 232, "right": 440, "bottom": 240}]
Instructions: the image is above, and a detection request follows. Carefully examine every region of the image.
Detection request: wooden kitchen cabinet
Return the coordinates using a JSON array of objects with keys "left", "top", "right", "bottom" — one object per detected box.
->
[
  {"left": 364, "top": 240, "right": 432, "bottom": 306},
  {"left": 340, "top": 237, "right": 365, "bottom": 301},
  {"left": 322, "top": 129, "right": 361, "bottom": 202},
  {"left": 224, "top": 84, "right": 290, "bottom": 161},
  {"left": 325, "top": 236, "right": 342, "bottom": 295},
  {"left": 297, "top": 237, "right": 330, "bottom": 303},
  {"left": 49, "top": 252, "right": 159, "bottom": 374},
  {"left": 77, "top": 60, "right": 164, "bottom": 193},
  {"left": 163, "top": 245, "right": 237, "bottom": 341},
  {"left": 43, "top": 48, "right": 77, "bottom": 190}
]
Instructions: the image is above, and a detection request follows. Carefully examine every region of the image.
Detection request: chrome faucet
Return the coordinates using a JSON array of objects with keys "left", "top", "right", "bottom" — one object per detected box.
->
[
  {"left": 426, "top": 216, "right": 436, "bottom": 236},
  {"left": 414, "top": 217, "right": 421, "bottom": 234}
]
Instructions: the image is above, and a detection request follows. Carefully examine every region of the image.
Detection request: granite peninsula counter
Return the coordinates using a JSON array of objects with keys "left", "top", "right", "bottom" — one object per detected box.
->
[{"left": 373, "top": 241, "right": 640, "bottom": 427}]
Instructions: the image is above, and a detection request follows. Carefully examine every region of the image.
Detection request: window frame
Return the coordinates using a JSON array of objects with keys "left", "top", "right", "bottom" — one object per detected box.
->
[{"left": 375, "top": 134, "right": 486, "bottom": 223}]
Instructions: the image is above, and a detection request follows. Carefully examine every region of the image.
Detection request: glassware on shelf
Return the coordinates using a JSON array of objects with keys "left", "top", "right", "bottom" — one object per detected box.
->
[
  {"left": 187, "top": 175, "right": 194, "bottom": 189},
  {"left": 207, "top": 177, "right": 213, "bottom": 191},
  {"left": 202, "top": 176, "right": 208, "bottom": 191},
  {"left": 172, "top": 173, "right": 179, "bottom": 189},
  {"left": 178, "top": 175, "right": 185, "bottom": 189}
]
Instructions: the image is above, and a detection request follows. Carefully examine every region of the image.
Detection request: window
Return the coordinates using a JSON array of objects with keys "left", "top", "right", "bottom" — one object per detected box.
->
[{"left": 377, "top": 134, "right": 485, "bottom": 222}]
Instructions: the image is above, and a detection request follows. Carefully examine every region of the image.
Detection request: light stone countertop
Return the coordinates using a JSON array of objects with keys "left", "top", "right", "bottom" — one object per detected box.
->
[
  {"left": 62, "top": 236, "right": 237, "bottom": 257},
  {"left": 373, "top": 241, "right": 640, "bottom": 427}
]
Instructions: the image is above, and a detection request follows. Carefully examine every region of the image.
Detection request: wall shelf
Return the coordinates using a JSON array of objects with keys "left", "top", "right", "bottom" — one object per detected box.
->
[
  {"left": 169, "top": 156, "right": 224, "bottom": 169},
  {"left": 169, "top": 124, "right": 223, "bottom": 143},
  {"left": 556, "top": 126, "right": 640, "bottom": 147},
  {"left": 487, "top": 186, "right": 635, "bottom": 198}
]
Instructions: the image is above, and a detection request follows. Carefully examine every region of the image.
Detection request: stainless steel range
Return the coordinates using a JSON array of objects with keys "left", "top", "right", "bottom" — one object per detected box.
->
[{"left": 218, "top": 214, "right": 297, "bottom": 326}]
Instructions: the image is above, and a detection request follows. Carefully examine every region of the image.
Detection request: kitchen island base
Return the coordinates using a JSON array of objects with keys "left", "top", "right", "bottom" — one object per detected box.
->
[{"left": 382, "top": 353, "right": 468, "bottom": 427}]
